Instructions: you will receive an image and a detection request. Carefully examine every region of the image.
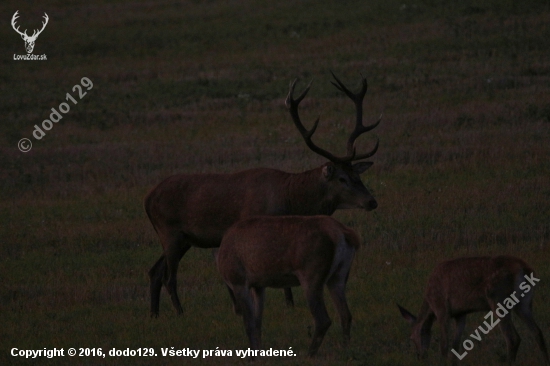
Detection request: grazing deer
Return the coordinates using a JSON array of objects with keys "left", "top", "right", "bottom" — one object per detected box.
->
[
  {"left": 398, "top": 256, "right": 549, "bottom": 364},
  {"left": 11, "top": 11, "right": 49, "bottom": 54},
  {"left": 216, "top": 215, "right": 360, "bottom": 357},
  {"left": 145, "top": 72, "right": 381, "bottom": 317}
]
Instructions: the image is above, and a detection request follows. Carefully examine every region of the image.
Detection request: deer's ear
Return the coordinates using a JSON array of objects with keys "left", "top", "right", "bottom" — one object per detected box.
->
[
  {"left": 398, "top": 304, "right": 416, "bottom": 324},
  {"left": 21, "top": 34, "right": 26, "bottom": 40},
  {"left": 352, "top": 162, "right": 373, "bottom": 174},
  {"left": 322, "top": 164, "right": 335, "bottom": 180}
]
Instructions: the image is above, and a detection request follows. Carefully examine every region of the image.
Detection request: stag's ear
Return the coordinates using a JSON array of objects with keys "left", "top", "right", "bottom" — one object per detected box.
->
[
  {"left": 322, "top": 164, "right": 335, "bottom": 180},
  {"left": 352, "top": 161, "right": 373, "bottom": 174},
  {"left": 398, "top": 304, "right": 417, "bottom": 324}
]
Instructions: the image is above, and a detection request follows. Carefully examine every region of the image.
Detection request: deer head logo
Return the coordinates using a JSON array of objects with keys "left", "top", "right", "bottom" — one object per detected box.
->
[{"left": 11, "top": 11, "right": 49, "bottom": 54}]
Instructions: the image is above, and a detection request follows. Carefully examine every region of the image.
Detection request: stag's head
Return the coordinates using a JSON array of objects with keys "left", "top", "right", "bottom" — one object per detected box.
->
[
  {"left": 286, "top": 72, "right": 381, "bottom": 211},
  {"left": 11, "top": 11, "right": 49, "bottom": 54},
  {"left": 398, "top": 304, "right": 432, "bottom": 360}
]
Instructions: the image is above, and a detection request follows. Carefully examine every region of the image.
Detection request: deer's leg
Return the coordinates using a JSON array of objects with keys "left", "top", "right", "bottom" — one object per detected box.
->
[
  {"left": 284, "top": 288, "right": 294, "bottom": 307},
  {"left": 223, "top": 284, "right": 242, "bottom": 315},
  {"left": 301, "top": 276, "right": 332, "bottom": 357},
  {"left": 488, "top": 299, "right": 520, "bottom": 363},
  {"left": 326, "top": 265, "right": 352, "bottom": 345},
  {"left": 149, "top": 255, "right": 166, "bottom": 317},
  {"left": 251, "top": 287, "right": 265, "bottom": 349},
  {"left": 452, "top": 315, "right": 467, "bottom": 353},
  {"left": 435, "top": 312, "right": 451, "bottom": 358},
  {"left": 162, "top": 234, "right": 191, "bottom": 315},
  {"left": 514, "top": 296, "right": 549, "bottom": 364},
  {"left": 233, "top": 286, "right": 259, "bottom": 359},
  {"left": 449, "top": 315, "right": 467, "bottom": 366},
  {"left": 497, "top": 316, "right": 520, "bottom": 362}
]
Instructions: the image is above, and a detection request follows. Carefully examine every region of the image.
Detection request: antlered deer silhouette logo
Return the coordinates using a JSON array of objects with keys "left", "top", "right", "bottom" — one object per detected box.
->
[{"left": 11, "top": 11, "right": 49, "bottom": 54}]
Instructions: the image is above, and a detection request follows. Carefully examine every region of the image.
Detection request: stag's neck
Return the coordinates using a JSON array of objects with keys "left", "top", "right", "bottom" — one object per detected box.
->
[{"left": 285, "top": 166, "right": 335, "bottom": 216}]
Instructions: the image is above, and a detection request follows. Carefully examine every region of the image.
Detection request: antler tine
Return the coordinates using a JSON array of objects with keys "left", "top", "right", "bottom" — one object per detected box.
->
[
  {"left": 287, "top": 75, "right": 380, "bottom": 165},
  {"left": 350, "top": 137, "right": 379, "bottom": 161},
  {"left": 330, "top": 70, "right": 367, "bottom": 102},
  {"left": 286, "top": 79, "right": 348, "bottom": 163},
  {"left": 330, "top": 72, "right": 380, "bottom": 161},
  {"left": 285, "top": 79, "right": 311, "bottom": 107}
]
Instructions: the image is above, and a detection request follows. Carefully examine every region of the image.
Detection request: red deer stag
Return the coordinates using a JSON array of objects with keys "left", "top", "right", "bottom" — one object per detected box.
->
[
  {"left": 398, "top": 256, "right": 548, "bottom": 364},
  {"left": 216, "top": 215, "right": 360, "bottom": 357},
  {"left": 145, "top": 72, "right": 380, "bottom": 317}
]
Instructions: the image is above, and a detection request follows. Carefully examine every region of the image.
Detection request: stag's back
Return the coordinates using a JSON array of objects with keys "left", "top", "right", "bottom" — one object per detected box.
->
[{"left": 144, "top": 168, "right": 291, "bottom": 247}]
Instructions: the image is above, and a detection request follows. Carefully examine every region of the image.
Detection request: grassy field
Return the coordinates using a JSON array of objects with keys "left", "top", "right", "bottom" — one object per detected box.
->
[{"left": 1, "top": 0, "right": 550, "bottom": 365}]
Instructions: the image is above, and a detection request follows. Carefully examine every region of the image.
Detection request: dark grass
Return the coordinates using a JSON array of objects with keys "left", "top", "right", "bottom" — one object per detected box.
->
[{"left": 1, "top": 0, "right": 550, "bottom": 365}]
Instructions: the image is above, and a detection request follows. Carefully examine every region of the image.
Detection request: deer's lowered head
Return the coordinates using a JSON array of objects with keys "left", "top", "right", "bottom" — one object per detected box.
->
[
  {"left": 398, "top": 256, "right": 549, "bottom": 364},
  {"left": 11, "top": 11, "right": 49, "bottom": 54}
]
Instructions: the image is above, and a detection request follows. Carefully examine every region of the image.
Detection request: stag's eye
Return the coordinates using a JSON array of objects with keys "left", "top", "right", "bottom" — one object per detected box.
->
[{"left": 338, "top": 177, "right": 349, "bottom": 186}]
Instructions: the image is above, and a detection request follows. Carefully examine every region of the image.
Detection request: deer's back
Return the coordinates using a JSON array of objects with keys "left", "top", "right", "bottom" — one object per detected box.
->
[
  {"left": 144, "top": 168, "right": 291, "bottom": 247},
  {"left": 425, "top": 255, "right": 533, "bottom": 315},
  {"left": 218, "top": 216, "right": 356, "bottom": 288}
]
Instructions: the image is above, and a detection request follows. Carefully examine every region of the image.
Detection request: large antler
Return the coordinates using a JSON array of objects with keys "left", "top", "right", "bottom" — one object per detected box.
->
[
  {"left": 330, "top": 71, "right": 381, "bottom": 160},
  {"left": 285, "top": 72, "right": 380, "bottom": 164}
]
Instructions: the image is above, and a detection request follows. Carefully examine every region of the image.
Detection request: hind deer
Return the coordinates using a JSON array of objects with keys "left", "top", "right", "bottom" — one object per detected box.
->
[
  {"left": 216, "top": 215, "right": 360, "bottom": 357},
  {"left": 398, "top": 256, "right": 549, "bottom": 364},
  {"left": 145, "top": 72, "right": 380, "bottom": 317}
]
